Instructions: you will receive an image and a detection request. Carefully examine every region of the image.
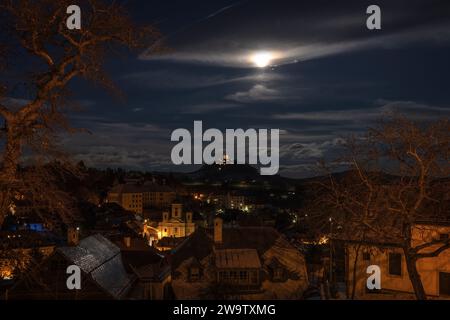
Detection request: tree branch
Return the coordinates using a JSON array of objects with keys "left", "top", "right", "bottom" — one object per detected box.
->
[{"left": 416, "top": 241, "right": 450, "bottom": 259}]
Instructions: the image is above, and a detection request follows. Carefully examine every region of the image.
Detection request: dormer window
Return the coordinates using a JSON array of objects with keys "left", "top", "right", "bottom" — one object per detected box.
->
[
  {"left": 189, "top": 266, "right": 200, "bottom": 281},
  {"left": 273, "top": 267, "right": 284, "bottom": 282},
  {"left": 268, "top": 257, "right": 285, "bottom": 282}
]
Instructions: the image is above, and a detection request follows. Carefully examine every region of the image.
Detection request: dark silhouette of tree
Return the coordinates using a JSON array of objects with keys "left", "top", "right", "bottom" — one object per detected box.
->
[
  {"left": 310, "top": 116, "right": 449, "bottom": 300},
  {"left": 0, "top": 0, "right": 162, "bottom": 226}
]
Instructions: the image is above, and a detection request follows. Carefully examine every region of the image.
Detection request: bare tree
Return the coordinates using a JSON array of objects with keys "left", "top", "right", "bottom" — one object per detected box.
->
[
  {"left": 311, "top": 116, "right": 450, "bottom": 300},
  {"left": 0, "top": 0, "right": 161, "bottom": 226}
]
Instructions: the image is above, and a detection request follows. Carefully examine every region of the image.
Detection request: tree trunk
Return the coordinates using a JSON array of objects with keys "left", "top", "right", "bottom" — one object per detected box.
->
[
  {"left": 403, "top": 247, "right": 427, "bottom": 300},
  {"left": 0, "top": 119, "right": 22, "bottom": 226},
  {"left": 351, "top": 243, "right": 362, "bottom": 299}
]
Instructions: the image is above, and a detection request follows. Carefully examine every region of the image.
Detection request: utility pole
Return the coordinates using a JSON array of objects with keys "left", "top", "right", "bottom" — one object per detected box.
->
[{"left": 329, "top": 217, "right": 333, "bottom": 284}]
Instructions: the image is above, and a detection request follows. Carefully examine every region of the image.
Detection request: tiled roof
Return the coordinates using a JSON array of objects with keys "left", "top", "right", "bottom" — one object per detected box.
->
[
  {"left": 207, "top": 226, "right": 280, "bottom": 255},
  {"left": 170, "top": 226, "right": 282, "bottom": 269},
  {"left": 109, "top": 184, "right": 142, "bottom": 194},
  {"left": 158, "top": 236, "right": 187, "bottom": 248},
  {"left": 58, "top": 234, "right": 132, "bottom": 299},
  {"left": 0, "top": 231, "right": 57, "bottom": 250},
  {"left": 142, "top": 184, "right": 175, "bottom": 193},
  {"left": 109, "top": 183, "right": 175, "bottom": 194},
  {"left": 215, "top": 249, "right": 261, "bottom": 269}
]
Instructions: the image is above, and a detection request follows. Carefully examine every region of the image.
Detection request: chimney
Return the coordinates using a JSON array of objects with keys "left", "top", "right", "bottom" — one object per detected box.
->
[
  {"left": 123, "top": 236, "right": 131, "bottom": 248},
  {"left": 67, "top": 226, "right": 80, "bottom": 246},
  {"left": 214, "top": 217, "right": 223, "bottom": 244}
]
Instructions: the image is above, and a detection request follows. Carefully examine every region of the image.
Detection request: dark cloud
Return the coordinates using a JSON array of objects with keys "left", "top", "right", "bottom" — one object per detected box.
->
[{"left": 47, "top": 0, "right": 450, "bottom": 177}]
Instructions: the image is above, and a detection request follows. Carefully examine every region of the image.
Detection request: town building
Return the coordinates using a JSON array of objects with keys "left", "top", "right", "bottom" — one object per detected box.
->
[
  {"left": 6, "top": 234, "right": 133, "bottom": 299},
  {"left": 106, "top": 183, "right": 176, "bottom": 214},
  {"left": 5, "top": 233, "right": 172, "bottom": 300},
  {"left": 107, "top": 184, "right": 143, "bottom": 214},
  {"left": 157, "top": 203, "right": 195, "bottom": 239},
  {"left": 142, "top": 183, "right": 176, "bottom": 209},
  {"left": 0, "top": 230, "right": 57, "bottom": 281},
  {"left": 169, "top": 217, "right": 309, "bottom": 299},
  {"left": 344, "top": 222, "right": 450, "bottom": 299},
  {"left": 115, "top": 236, "right": 172, "bottom": 299}
]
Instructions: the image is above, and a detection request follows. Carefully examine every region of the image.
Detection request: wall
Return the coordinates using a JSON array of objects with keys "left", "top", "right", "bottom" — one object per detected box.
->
[{"left": 346, "top": 224, "right": 450, "bottom": 298}]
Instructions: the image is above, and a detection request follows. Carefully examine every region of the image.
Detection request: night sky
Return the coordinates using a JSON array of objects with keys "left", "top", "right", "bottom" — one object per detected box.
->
[{"left": 58, "top": 0, "right": 450, "bottom": 177}]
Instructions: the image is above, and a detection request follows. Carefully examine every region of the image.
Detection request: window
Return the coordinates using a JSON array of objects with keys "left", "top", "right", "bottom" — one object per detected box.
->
[
  {"left": 189, "top": 267, "right": 200, "bottom": 281},
  {"left": 239, "top": 271, "right": 248, "bottom": 281},
  {"left": 439, "top": 272, "right": 450, "bottom": 296},
  {"left": 363, "top": 252, "right": 371, "bottom": 261},
  {"left": 439, "top": 233, "right": 449, "bottom": 241},
  {"left": 218, "top": 271, "right": 228, "bottom": 281},
  {"left": 389, "top": 253, "right": 402, "bottom": 276},
  {"left": 273, "top": 268, "right": 284, "bottom": 281}
]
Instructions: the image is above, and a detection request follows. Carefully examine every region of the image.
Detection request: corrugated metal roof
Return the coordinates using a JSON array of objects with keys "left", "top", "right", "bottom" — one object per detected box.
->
[
  {"left": 58, "top": 234, "right": 132, "bottom": 299},
  {"left": 215, "top": 249, "right": 261, "bottom": 269}
]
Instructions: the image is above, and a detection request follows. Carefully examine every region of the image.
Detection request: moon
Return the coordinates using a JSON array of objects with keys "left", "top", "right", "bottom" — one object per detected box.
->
[{"left": 251, "top": 52, "right": 273, "bottom": 68}]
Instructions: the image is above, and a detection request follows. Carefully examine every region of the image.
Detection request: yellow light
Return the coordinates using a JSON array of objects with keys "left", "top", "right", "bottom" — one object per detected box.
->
[
  {"left": 1, "top": 267, "right": 13, "bottom": 280},
  {"left": 318, "top": 236, "right": 329, "bottom": 245}
]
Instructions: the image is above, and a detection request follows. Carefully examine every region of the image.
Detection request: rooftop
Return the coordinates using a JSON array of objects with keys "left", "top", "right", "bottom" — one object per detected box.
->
[
  {"left": 109, "top": 183, "right": 175, "bottom": 194},
  {"left": 215, "top": 249, "right": 261, "bottom": 269},
  {"left": 58, "top": 234, "right": 132, "bottom": 299}
]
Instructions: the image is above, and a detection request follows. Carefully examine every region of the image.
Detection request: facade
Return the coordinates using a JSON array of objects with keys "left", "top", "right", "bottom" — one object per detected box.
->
[
  {"left": 345, "top": 223, "right": 450, "bottom": 298},
  {"left": 107, "top": 184, "right": 143, "bottom": 214},
  {"left": 142, "top": 184, "right": 176, "bottom": 209},
  {"left": 157, "top": 203, "right": 196, "bottom": 239},
  {"left": 205, "top": 192, "right": 257, "bottom": 212},
  {"left": 0, "top": 231, "right": 56, "bottom": 281},
  {"left": 215, "top": 249, "right": 262, "bottom": 289},
  {"left": 107, "top": 183, "right": 176, "bottom": 214},
  {"left": 115, "top": 236, "right": 172, "bottom": 300}
]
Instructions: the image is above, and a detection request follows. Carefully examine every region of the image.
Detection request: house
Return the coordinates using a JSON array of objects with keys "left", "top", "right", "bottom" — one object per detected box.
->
[
  {"left": 143, "top": 203, "right": 197, "bottom": 251},
  {"left": 107, "top": 184, "right": 143, "bottom": 214},
  {"left": 156, "top": 236, "right": 187, "bottom": 252},
  {"left": 6, "top": 234, "right": 133, "bottom": 299},
  {"left": 344, "top": 222, "right": 450, "bottom": 299},
  {"left": 106, "top": 183, "right": 177, "bottom": 214},
  {"left": 142, "top": 183, "right": 176, "bottom": 209},
  {"left": 158, "top": 203, "right": 196, "bottom": 239},
  {"left": 0, "top": 230, "right": 57, "bottom": 281},
  {"left": 206, "top": 191, "right": 257, "bottom": 212},
  {"left": 115, "top": 236, "right": 172, "bottom": 300},
  {"left": 168, "top": 217, "right": 308, "bottom": 299}
]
